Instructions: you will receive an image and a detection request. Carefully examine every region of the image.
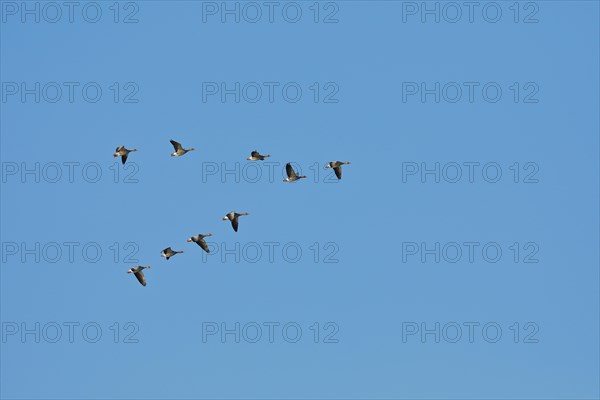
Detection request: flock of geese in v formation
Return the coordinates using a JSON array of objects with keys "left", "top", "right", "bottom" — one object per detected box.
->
[{"left": 114, "top": 140, "right": 351, "bottom": 287}]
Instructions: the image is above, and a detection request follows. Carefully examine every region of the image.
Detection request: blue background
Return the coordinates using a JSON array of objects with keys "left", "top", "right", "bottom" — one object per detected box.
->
[{"left": 1, "top": 1, "right": 599, "bottom": 399}]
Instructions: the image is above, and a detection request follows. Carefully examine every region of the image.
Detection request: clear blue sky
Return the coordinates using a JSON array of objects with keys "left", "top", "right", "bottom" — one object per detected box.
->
[{"left": 1, "top": 1, "right": 599, "bottom": 399}]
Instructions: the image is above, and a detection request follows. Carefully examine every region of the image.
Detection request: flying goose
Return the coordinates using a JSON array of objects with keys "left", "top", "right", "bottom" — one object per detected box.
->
[
  {"left": 222, "top": 211, "right": 249, "bottom": 232},
  {"left": 187, "top": 234, "right": 213, "bottom": 253},
  {"left": 283, "top": 163, "right": 306, "bottom": 182},
  {"left": 113, "top": 146, "right": 137, "bottom": 165},
  {"left": 325, "top": 161, "right": 351, "bottom": 180},
  {"left": 127, "top": 265, "right": 152, "bottom": 287},
  {"left": 246, "top": 150, "right": 270, "bottom": 161},
  {"left": 170, "top": 140, "right": 195, "bottom": 157},
  {"left": 161, "top": 247, "right": 183, "bottom": 260}
]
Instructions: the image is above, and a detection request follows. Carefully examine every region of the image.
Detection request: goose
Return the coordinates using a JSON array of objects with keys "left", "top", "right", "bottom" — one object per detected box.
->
[
  {"left": 325, "top": 161, "right": 351, "bottom": 180},
  {"left": 113, "top": 146, "right": 137, "bottom": 165},
  {"left": 170, "top": 140, "right": 195, "bottom": 157},
  {"left": 246, "top": 150, "right": 270, "bottom": 161},
  {"left": 127, "top": 266, "right": 151, "bottom": 287},
  {"left": 186, "top": 234, "right": 213, "bottom": 253},
  {"left": 161, "top": 247, "right": 183, "bottom": 260},
  {"left": 283, "top": 163, "right": 306, "bottom": 182},
  {"left": 222, "top": 211, "right": 249, "bottom": 232}
]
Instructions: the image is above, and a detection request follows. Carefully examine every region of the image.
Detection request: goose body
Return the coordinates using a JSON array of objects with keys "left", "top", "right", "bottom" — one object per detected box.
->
[
  {"left": 246, "top": 150, "right": 270, "bottom": 161},
  {"left": 325, "top": 160, "right": 351, "bottom": 180},
  {"left": 222, "top": 211, "right": 249, "bottom": 232},
  {"left": 127, "top": 265, "right": 151, "bottom": 287},
  {"left": 170, "top": 140, "right": 195, "bottom": 157},
  {"left": 161, "top": 247, "right": 183, "bottom": 260},
  {"left": 113, "top": 146, "right": 138, "bottom": 165},
  {"left": 283, "top": 163, "right": 306, "bottom": 182},
  {"left": 187, "top": 234, "right": 213, "bottom": 253}
]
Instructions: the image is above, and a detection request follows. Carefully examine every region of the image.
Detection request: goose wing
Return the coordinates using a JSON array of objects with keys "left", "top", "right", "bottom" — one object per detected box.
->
[
  {"left": 162, "top": 247, "right": 172, "bottom": 255},
  {"left": 170, "top": 140, "right": 183, "bottom": 152},
  {"left": 197, "top": 238, "right": 210, "bottom": 253},
  {"left": 285, "top": 163, "right": 297, "bottom": 178},
  {"left": 115, "top": 146, "right": 124, "bottom": 153},
  {"left": 333, "top": 166, "right": 342, "bottom": 179},
  {"left": 231, "top": 217, "right": 239, "bottom": 232},
  {"left": 251, "top": 151, "right": 260, "bottom": 158},
  {"left": 121, "top": 154, "right": 128, "bottom": 165},
  {"left": 134, "top": 271, "right": 147, "bottom": 286}
]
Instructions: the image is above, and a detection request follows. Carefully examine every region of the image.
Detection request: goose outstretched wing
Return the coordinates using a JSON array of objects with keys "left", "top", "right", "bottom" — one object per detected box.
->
[
  {"left": 285, "top": 163, "right": 297, "bottom": 178},
  {"left": 333, "top": 166, "right": 342, "bottom": 179},
  {"left": 134, "top": 271, "right": 147, "bottom": 286},
  {"left": 170, "top": 140, "right": 183, "bottom": 152}
]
